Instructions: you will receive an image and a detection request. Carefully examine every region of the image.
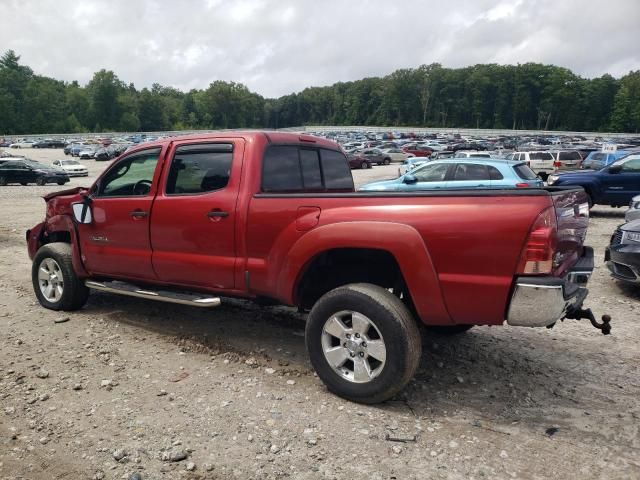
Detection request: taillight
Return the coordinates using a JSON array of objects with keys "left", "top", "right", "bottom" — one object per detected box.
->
[
  {"left": 515, "top": 183, "right": 530, "bottom": 188},
  {"left": 517, "top": 207, "right": 557, "bottom": 275},
  {"left": 553, "top": 161, "right": 562, "bottom": 167}
]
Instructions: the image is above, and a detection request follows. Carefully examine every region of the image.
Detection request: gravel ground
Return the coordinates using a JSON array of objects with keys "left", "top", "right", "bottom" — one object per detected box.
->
[{"left": 0, "top": 148, "right": 639, "bottom": 480}]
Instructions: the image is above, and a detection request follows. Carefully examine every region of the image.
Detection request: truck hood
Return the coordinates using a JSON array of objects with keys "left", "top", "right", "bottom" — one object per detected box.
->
[
  {"left": 621, "top": 219, "right": 640, "bottom": 233},
  {"left": 43, "top": 186, "right": 88, "bottom": 201}
]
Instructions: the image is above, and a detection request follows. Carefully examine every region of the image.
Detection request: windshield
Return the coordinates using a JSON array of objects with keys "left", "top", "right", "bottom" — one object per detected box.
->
[{"left": 61, "top": 160, "right": 80, "bottom": 165}]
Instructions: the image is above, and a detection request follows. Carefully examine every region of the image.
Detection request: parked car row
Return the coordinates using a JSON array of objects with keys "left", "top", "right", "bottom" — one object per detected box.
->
[{"left": 0, "top": 159, "right": 70, "bottom": 186}]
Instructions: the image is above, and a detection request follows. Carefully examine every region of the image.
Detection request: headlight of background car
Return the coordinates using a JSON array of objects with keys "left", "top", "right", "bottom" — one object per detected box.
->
[
  {"left": 548, "top": 175, "right": 559, "bottom": 184},
  {"left": 625, "top": 232, "right": 640, "bottom": 243}
]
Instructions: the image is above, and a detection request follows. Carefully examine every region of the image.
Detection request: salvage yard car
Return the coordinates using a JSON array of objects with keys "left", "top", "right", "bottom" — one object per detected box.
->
[
  {"left": 360, "top": 158, "right": 544, "bottom": 191},
  {"left": 0, "top": 159, "right": 69, "bottom": 186},
  {"left": 26, "top": 131, "right": 609, "bottom": 404},
  {"left": 625, "top": 195, "right": 640, "bottom": 222},
  {"left": 548, "top": 154, "right": 640, "bottom": 207},
  {"left": 52, "top": 159, "right": 89, "bottom": 177},
  {"left": 605, "top": 219, "right": 640, "bottom": 283}
]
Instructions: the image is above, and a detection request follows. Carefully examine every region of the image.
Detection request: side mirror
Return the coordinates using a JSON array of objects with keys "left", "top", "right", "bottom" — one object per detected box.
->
[
  {"left": 608, "top": 165, "right": 622, "bottom": 174},
  {"left": 403, "top": 174, "right": 418, "bottom": 184},
  {"left": 72, "top": 202, "right": 92, "bottom": 224}
]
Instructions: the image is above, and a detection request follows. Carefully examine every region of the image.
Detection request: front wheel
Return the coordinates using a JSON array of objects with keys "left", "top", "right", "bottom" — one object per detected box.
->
[
  {"left": 36, "top": 177, "right": 46, "bottom": 186},
  {"left": 0, "top": 176, "right": 7, "bottom": 186},
  {"left": 32, "top": 243, "right": 89, "bottom": 311},
  {"left": 383, "top": 158, "right": 391, "bottom": 165},
  {"left": 305, "top": 283, "right": 422, "bottom": 404}
]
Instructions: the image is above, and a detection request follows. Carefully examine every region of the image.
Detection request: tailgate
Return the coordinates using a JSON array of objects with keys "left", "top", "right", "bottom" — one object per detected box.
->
[{"left": 548, "top": 187, "right": 590, "bottom": 275}]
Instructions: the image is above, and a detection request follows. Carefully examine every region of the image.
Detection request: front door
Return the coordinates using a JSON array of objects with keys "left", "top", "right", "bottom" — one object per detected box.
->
[
  {"left": 150, "top": 140, "right": 243, "bottom": 290},
  {"left": 78, "top": 147, "right": 163, "bottom": 280},
  {"left": 602, "top": 156, "right": 640, "bottom": 204}
]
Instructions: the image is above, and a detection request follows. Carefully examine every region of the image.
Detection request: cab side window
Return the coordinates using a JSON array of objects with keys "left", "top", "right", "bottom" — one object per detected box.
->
[
  {"left": 413, "top": 163, "right": 450, "bottom": 182},
  {"left": 99, "top": 148, "right": 161, "bottom": 197},
  {"left": 620, "top": 159, "right": 640, "bottom": 172}
]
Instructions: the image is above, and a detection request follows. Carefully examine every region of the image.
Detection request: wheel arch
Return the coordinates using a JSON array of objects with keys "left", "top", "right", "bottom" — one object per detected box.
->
[{"left": 278, "top": 221, "right": 452, "bottom": 325}]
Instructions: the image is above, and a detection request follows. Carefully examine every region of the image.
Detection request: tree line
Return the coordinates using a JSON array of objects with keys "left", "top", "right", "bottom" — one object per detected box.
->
[{"left": 0, "top": 50, "right": 639, "bottom": 135}]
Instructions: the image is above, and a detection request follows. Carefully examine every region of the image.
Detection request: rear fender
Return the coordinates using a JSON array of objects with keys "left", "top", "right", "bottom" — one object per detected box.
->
[{"left": 277, "top": 221, "right": 452, "bottom": 325}]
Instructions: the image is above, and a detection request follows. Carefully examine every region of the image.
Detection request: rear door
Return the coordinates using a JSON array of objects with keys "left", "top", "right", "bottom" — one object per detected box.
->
[
  {"left": 447, "top": 162, "right": 491, "bottom": 189},
  {"left": 150, "top": 140, "right": 243, "bottom": 290}
]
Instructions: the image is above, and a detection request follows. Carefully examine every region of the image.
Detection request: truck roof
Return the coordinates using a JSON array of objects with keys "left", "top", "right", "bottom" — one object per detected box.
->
[{"left": 125, "top": 131, "right": 339, "bottom": 154}]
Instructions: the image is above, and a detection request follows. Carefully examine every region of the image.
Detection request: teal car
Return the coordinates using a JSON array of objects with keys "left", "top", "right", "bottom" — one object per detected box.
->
[{"left": 358, "top": 158, "right": 543, "bottom": 191}]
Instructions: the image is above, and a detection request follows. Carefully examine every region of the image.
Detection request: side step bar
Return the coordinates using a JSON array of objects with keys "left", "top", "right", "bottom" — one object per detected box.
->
[{"left": 85, "top": 280, "right": 221, "bottom": 308}]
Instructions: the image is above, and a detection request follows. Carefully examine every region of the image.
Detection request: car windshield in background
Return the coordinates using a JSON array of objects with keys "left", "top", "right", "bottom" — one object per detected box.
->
[
  {"left": 513, "top": 164, "right": 538, "bottom": 180},
  {"left": 60, "top": 160, "right": 81, "bottom": 165}
]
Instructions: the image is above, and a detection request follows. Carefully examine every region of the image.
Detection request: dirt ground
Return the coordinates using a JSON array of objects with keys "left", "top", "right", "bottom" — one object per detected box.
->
[{"left": 1, "top": 148, "right": 639, "bottom": 480}]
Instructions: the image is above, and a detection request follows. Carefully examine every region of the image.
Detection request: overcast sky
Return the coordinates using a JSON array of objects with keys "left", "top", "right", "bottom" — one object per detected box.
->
[{"left": 2, "top": 0, "right": 639, "bottom": 97}]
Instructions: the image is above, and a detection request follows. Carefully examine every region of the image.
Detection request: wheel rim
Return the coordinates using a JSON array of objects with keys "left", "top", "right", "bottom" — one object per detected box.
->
[
  {"left": 38, "top": 258, "right": 64, "bottom": 303},
  {"left": 321, "top": 310, "right": 387, "bottom": 384}
]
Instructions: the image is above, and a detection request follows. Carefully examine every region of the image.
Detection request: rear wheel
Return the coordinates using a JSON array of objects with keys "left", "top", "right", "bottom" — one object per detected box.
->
[
  {"left": 32, "top": 243, "right": 89, "bottom": 311},
  {"left": 383, "top": 158, "right": 391, "bottom": 165},
  {"left": 0, "top": 176, "right": 6, "bottom": 186},
  {"left": 36, "top": 177, "right": 46, "bottom": 186},
  {"left": 360, "top": 161, "right": 367, "bottom": 169},
  {"left": 305, "top": 283, "right": 422, "bottom": 404}
]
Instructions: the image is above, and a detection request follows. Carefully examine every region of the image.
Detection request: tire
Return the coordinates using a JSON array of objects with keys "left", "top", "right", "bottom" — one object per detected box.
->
[
  {"left": 36, "top": 177, "right": 46, "bottom": 186},
  {"left": 383, "top": 158, "right": 391, "bottom": 165},
  {"left": 424, "top": 325, "right": 473, "bottom": 335},
  {"left": 584, "top": 192, "right": 594, "bottom": 209},
  {"left": 20, "top": 182, "right": 27, "bottom": 186},
  {"left": 0, "top": 176, "right": 6, "bottom": 186},
  {"left": 57, "top": 181, "right": 65, "bottom": 185},
  {"left": 360, "top": 162, "right": 367, "bottom": 169},
  {"left": 305, "top": 283, "right": 422, "bottom": 404},
  {"left": 32, "top": 243, "right": 89, "bottom": 311}
]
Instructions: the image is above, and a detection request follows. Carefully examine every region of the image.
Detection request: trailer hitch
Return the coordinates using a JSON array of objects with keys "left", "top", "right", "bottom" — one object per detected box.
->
[{"left": 564, "top": 308, "right": 611, "bottom": 335}]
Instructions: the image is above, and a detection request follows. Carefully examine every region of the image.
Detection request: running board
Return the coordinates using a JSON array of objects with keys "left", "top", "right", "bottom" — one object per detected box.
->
[{"left": 85, "top": 280, "right": 221, "bottom": 308}]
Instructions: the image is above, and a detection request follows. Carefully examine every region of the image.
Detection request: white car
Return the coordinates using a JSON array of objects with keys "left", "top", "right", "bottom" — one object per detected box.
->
[
  {"left": 9, "top": 140, "right": 36, "bottom": 149},
  {"left": 379, "top": 148, "right": 415, "bottom": 163},
  {"left": 79, "top": 147, "right": 97, "bottom": 159},
  {"left": 52, "top": 159, "right": 89, "bottom": 177},
  {"left": 505, "top": 151, "right": 555, "bottom": 180},
  {"left": 453, "top": 151, "right": 491, "bottom": 159}
]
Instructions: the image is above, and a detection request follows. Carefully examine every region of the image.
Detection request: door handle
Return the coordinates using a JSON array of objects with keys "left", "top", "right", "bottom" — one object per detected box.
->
[
  {"left": 207, "top": 210, "right": 229, "bottom": 218},
  {"left": 129, "top": 210, "right": 148, "bottom": 218}
]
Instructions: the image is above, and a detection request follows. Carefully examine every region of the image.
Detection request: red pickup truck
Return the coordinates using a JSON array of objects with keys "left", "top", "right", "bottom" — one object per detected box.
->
[{"left": 26, "top": 131, "right": 609, "bottom": 403}]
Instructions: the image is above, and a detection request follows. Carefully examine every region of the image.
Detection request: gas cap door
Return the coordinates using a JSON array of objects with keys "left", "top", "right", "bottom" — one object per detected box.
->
[{"left": 296, "top": 206, "right": 321, "bottom": 231}]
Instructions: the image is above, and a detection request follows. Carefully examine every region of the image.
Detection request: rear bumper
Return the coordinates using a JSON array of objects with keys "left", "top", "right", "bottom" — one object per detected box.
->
[
  {"left": 506, "top": 247, "right": 593, "bottom": 327},
  {"left": 605, "top": 244, "right": 640, "bottom": 283}
]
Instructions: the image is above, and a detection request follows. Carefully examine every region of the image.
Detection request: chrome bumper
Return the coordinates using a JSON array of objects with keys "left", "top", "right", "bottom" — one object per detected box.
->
[{"left": 506, "top": 247, "right": 593, "bottom": 328}]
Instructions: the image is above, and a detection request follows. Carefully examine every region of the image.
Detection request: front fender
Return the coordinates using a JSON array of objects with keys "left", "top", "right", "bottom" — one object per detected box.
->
[
  {"left": 42, "top": 215, "right": 88, "bottom": 278},
  {"left": 277, "top": 221, "right": 452, "bottom": 325}
]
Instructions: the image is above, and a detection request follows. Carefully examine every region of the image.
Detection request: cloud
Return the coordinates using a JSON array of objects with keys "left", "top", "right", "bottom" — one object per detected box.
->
[{"left": 1, "top": 0, "right": 638, "bottom": 97}]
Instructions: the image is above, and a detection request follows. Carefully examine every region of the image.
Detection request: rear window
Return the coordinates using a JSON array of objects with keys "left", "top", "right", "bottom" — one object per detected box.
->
[
  {"left": 559, "top": 151, "right": 581, "bottom": 161},
  {"left": 513, "top": 163, "right": 538, "bottom": 180},
  {"left": 262, "top": 146, "right": 353, "bottom": 192},
  {"left": 530, "top": 152, "right": 553, "bottom": 160},
  {"left": 166, "top": 144, "right": 233, "bottom": 195},
  {"left": 488, "top": 166, "right": 504, "bottom": 180}
]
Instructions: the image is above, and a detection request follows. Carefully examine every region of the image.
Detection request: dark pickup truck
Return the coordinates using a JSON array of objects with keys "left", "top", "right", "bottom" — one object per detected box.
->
[
  {"left": 548, "top": 153, "right": 640, "bottom": 207},
  {"left": 26, "top": 131, "right": 609, "bottom": 403}
]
